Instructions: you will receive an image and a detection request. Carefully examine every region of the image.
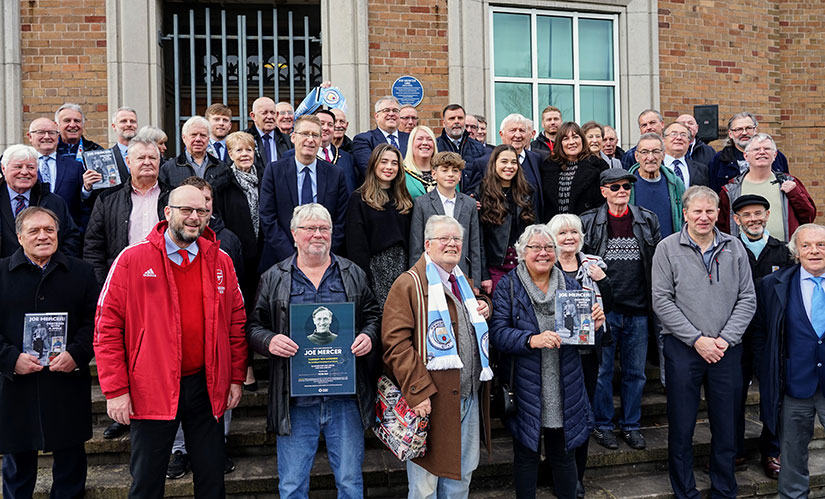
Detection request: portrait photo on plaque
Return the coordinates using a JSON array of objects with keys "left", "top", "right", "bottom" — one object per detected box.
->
[
  {"left": 289, "top": 302, "right": 356, "bottom": 397},
  {"left": 554, "top": 289, "right": 595, "bottom": 345}
]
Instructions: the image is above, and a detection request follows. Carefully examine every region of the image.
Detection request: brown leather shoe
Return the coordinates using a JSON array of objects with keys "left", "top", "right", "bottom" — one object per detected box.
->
[
  {"left": 762, "top": 456, "right": 780, "bottom": 480},
  {"left": 703, "top": 457, "right": 748, "bottom": 473}
]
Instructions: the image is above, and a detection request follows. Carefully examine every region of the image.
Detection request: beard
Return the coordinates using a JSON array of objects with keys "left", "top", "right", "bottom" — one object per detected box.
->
[
  {"left": 170, "top": 220, "right": 205, "bottom": 244},
  {"left": 742, "top": 222, "right": 766, "bottom": 240}
]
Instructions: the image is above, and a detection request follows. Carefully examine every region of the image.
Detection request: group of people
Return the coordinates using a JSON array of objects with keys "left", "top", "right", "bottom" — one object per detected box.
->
[{"left": 0, "top": 90, "right": 822, "bottom": 499}]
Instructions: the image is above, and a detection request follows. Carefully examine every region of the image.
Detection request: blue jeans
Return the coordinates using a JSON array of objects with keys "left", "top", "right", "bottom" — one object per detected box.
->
[
  {"left": 276, "top": 398, "right": 364, "bottom": 499},
  {"left": 593, "top": 312, "right": 648, "bottom": 431},
  {"left": 406, "top": 392, "right": 480, "bottom": 498}
]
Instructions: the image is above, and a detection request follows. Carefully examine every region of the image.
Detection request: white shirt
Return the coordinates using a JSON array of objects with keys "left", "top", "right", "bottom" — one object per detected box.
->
[
  {"left": 317, "top": 145, "right": 334, "bottom": 163},
  {"left": 518, "top": 151, "right": 525, "bottom": 164},
  {"left": 664, "top": 154, "right": 691, "bottom": 188},
  {"left": 800, "top": 266, "right": 821, "bottom": 325},
  {"left": 437, "top": 189, "right": 457, "bottom": 219},
  {"left": 379, "top": 127, "right": 400, "bottom": 147}
]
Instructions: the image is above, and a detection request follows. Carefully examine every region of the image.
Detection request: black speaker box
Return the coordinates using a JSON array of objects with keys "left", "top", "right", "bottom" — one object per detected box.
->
[{"left": 693, "top": 105, "right": 718, "bottom": 144}]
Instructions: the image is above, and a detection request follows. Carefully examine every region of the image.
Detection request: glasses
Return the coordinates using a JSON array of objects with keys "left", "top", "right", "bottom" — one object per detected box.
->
[
  {"left": 30, "top": 130, "right": 59, "bottom": 137},
  {"left": 169, "top": 205, "right": 209, "bottom": 217},
  {"left": 378, "top": 108, "right": 400, "bottom": 115},
  {"left": 665, "top": 131, "right": 689, "bottom": 139},
  {"left": 429, "top": 236, "right": 463, "bottom": 245},
  {"left": 297, "top": 225, "right": 331, "bottom": 234},
  {"left": 607, "top": 183, "right": 633, "bottom": 192},
  {"left": 399, "top": 116, "right": 418, "bottom": 121},
  {"left": 730, "top": 126, "right": 756, "bottom": 135},
  {"left": 465, "top": 124, "right": 478, "bottom": 130},
  {"left": 637, "top": 149, "right": 663, "bottom": 157},
  {"left": 525, "top": 244, "right": 555, "bottom": 253},
  {"left": 295, "top": 131, "right": 321, "bottom": 140},
  {"left": 277, "top": 110, "right": 294, "bottom": 117}
]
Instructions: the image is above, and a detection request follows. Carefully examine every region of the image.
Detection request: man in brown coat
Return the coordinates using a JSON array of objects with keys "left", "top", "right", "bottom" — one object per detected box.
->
[{"left": 382, "top": 215, "right": 492, "bottom": 498}]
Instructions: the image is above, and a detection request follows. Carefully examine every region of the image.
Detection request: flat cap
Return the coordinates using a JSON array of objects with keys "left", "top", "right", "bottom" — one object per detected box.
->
[
  {"left": 599, "top": 168, "right": 637, "bottom": 186},
  {"left": 732, "top": 194, "right": 770, "bottom": 213}
]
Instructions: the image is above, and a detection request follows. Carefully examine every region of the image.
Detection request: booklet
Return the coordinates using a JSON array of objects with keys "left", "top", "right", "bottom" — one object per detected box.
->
[
  {"left": 83, "top": 149, "right": 122, "bottom": 189},
  {"left": 555, "top": 290, "right": 595, "bottom": 345},
  {"left": 23, "top": 312, "right": 68, "bottom": 366}
]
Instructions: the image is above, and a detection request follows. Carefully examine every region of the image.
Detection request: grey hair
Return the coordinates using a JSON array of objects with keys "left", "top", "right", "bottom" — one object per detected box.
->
[
  {"left": 637, "top": 109, "right": 663, "bottom": 124},
  {"left": 681, "top": 185, "right": 719, "bottom": 210},
  {"left": 374, "top": 96, "right": 400, "bottom": 113},
  {"left": 1, "top": 144, "right": 39, "bottom": 167},
  {"left": 636, "top": 132, "right": 664, "bottom": 149},
  {"left": 787, "top": 224, "right": 825, "bottom": 260},
  {"left": 290, "top": 203, "right": 333, "bottom": 232},
  {"left": 54, "top": 103, "right": 85, "bottom": 124},
  {"left": 312, "top": 305, "right": 332, "bottom": 319},
  {"left": 111, "top": 106, "right": 138, "bottom": 124},
  {"left": 475, "top": 115, "right": 487, "bottom": 125},
  {"left": 136, "top": 125, "right": 168, "bottom": 144},
  {"left": 424, "top": 215, "right": 464, "bottom": 241},
  {"left": 514, "top": 224, "right": 556, "bottom": 262},
  {"left": 499, "top": 113, "right": 530, "bottom": 132},
  {"left": 744, "top": 133, "right": 777, "bottom": 153},
  {"left": 127, "top": 136, "right": 161, "bottom": 157},
  {"left": 15, "top": 206, "right": 60, "bottom": 234},
  {"left": 727, "top": 112, "right": 758, "bottom": 131},
  {"left": 181, "top": 115, "right": 211, "bottom": 136},
  {"left": 546, "top": 214, "right": 585, "bottom": 254}
]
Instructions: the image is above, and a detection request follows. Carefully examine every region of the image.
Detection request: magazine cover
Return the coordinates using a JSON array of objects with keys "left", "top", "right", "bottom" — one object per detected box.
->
[
  {"left": 83, "top": 149, "right": 122, "bottom": 189},
  {"left": 554, "top": 289, "right": 595, "bottom": 345},
  {"left": 23, "top": 313, "right": 68, "bottom": 366}
]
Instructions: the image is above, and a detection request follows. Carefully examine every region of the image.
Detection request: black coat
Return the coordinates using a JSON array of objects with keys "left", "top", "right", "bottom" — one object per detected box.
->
[
  {"left": 743, "top": 235, "right": 794, "bottom": 288},
  {"left": 213, "top": 167, "right": 263, "bottom": 262},
  {"left": 0, "top": 180, "right": 81, "bottom": 259},
  {"left": 0, "top": 250, "right": 99, "bottom": 453},
  {"left": 244, "top": 126, "right": 293, "bottom": 175},
  {"left": 159, "top": 151, "right": 229, "bottom": 191},
  {"left": 210, "top": 213, "right": 244, "bottom": 278},
  {"left": 436, "top": 129, "right": 486, "bottom": 165},
  {"left": 540, "top": 154, "right": 607, "bottom": 221},
  {"left": 83, "top": 180, "right": 171, "bottom": 284}
]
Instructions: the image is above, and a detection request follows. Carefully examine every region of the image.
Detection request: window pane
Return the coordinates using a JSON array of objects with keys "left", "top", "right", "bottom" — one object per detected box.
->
[
  {"left": 579, "top": 86, "right": 614, "bottom": 127},
  {"left": 493, "top": 13, "right": 532, "bottom": 78},
  {"left": 537, "top": 16, "right": 573, "bottom": 79},
  {"left": 578, "top": 19, "right": 613, "bottom": 81},
  {"left": 538, "top": 84, "right": 574, "bottom": 123},
  {"left": 494, "top": 82, "right": 532, "bottom": 144}
]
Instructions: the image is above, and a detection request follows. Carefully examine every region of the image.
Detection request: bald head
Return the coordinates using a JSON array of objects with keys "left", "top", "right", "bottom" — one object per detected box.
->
[
  {"left": 250, "top": 97, "right": 277, "bottom": 133},
  {"left": 27, "top": 118, "right": 60, "bottom": 155}
]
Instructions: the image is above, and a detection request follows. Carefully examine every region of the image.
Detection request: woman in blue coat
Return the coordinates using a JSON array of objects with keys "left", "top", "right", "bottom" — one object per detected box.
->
[{"left": 490, "top": 223, "right": 605, "bottom": 499}]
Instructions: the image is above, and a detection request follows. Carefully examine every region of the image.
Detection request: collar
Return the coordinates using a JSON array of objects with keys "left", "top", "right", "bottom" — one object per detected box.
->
[
  {"left": 131, "top": 181, "right": 159, "bottom": 195},
  {"left": 9, "top": 247, "right": 66, "bottom": 272},
  {"left": 518, "top": 150, "right": 526, "bottom": 163},
  {"left": 256, "top": 126, "right": 274, "bottom": 139},
  {"left": 433, "top": 260, "right": 457, "bottom": 287},
  {"left": 38, "top": 152, "right": 57, "bottom": 161},
  {"left": 800, "top": 265, "right": 824, "bottom": 283},
  {"left": 117, "top": 142, "right": 128, "bottom": 157},
  {"left": 664, "top": 154, "right": 687, "bottom": 167},
  {"left": 294, "top": 155, "right": 318, "bottom": 172},
  {"left": 290, "top": 253, "right": 338, "bottom": 273},
  {"left": 316, "top": 145, "right": 333, "bottom": 160},
  {"left": 685, "top": 227, "right": 720, "bottom": 251},
  {"left": 437, "top": 188, "right": 456, "bottom": 204},
  {"left": 164, "top": 229, "right": 199, "bottom": 259},
  {"left": 379, "top": 127, "right": 398, "bottom": 140},
  {"left": 7, "top": 184, "right": 31, "bottom": 202}
]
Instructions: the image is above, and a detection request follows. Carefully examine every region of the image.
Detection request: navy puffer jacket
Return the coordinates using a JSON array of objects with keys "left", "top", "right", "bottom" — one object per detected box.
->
[{"left": 490, "top": 269, "right": 593, "bottom": 452}]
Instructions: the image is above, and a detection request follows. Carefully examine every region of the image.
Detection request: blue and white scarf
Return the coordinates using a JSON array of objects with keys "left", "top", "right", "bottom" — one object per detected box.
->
[{"left": 424, "top": 254, "right": 493, "bottom": 381}]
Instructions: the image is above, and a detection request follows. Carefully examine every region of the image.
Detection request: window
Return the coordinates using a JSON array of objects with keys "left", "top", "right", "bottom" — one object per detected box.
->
[{"left": 490, "top": 7, "right": 619, "bottom": 143}]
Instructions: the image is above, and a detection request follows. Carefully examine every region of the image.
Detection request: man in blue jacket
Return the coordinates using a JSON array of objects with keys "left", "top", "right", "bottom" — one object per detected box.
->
[
  {"left": 351, "top": 96, "right": 410, "bottom": 181},
  {"left": 753, "top": 223, "right": 825, "bottom": 497}
]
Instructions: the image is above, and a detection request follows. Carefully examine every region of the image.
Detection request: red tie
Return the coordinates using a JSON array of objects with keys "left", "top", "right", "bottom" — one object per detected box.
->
[
  {"left": 448, "top": 274, "right": 462, "bottom": 300},
  {"left": 324, "top": 147, "right": 331, "bottom": 162},
  {"left": 177, "top": 249, "right": 190, "bottom": 267}
]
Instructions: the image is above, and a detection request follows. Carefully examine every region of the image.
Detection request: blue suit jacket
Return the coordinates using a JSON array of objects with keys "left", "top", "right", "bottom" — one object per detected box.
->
[
  {"left": 258, "top": 156, "right": 349, "bottom": 272},
  {"left": 467, "top": 149, "right": 544, "bottom": 217},
  {"left": 351, "top": 128, "right": 410, "bottom": 182},
  {"left": 282, "top": 145, "right": 359, "bottom": 195},
  {"left": 46, "top": 154, "right": 86, "bottom": 228}
]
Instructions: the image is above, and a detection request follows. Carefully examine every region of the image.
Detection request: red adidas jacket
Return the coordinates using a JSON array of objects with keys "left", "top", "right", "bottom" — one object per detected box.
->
[{"left": 94, "top": 221, "right": 247, "bottom": 420}]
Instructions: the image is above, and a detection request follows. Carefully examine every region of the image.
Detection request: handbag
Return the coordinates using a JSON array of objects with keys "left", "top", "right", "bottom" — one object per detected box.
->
[
  {"left": 490, "top": 276, "right": 517, "bottom": 418},
  {"left": 373, "top": 375, "right": 429, "bottom": 461}
]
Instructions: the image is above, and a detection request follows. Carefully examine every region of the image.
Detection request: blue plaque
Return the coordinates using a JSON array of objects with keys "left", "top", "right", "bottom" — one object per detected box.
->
[
  {"left": 289, "top": 303, "right": 356, "bottom": 397},
  {"left": 392, "top": 75, "right": 424, "bottom": 107}
]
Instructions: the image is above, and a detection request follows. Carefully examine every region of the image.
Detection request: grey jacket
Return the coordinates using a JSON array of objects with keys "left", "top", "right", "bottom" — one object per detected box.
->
[
  {"left": 651, "top": 226, "right": 756, "bottom": 347},
  {"left": 408, "top": 189, "right": 484, "bottom": 284}
]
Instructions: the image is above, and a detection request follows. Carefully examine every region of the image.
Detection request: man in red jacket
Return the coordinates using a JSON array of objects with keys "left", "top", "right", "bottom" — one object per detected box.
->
[{"left": 94, "top": 185, "right": 247, "bottom": 498}]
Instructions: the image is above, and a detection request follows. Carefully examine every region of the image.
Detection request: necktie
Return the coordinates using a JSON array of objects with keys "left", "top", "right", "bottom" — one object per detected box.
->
[
  {"left": 301, "top": 166, "right": 313, "bottom": 205},
  {"left": 262, "top": 134, "right": 273, "bottom": 165},
  {"left": 388, "top": 134, "right": 399, "bottom": 148},
  {"left": 810, "top": 276, "right": 825, "bottom": 337},
  {"left": 177, "top": 249, "right": 190, "bottom": 267},
  {"left": 324, "top": 147, "right": 331, "bottom": 163},
  {"left": 672, "top": 159, "right": 685, "bottom": 183},
  {"left": 448, "top": 274, "right": 462, "bottom": 300},
  {"left": 39, "top": 156, "right": 51, "bottom": 185},
  {"left": 214, "top": 142, "right": 223, "bottom": 162},
  {"left": 13, "top": 195, "right": 27, "bottom": 217}
]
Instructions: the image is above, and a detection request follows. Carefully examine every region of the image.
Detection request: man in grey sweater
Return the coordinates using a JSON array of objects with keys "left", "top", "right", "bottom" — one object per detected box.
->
[{"left": 651, "top": 185, "right": 756, "bottom": 499}]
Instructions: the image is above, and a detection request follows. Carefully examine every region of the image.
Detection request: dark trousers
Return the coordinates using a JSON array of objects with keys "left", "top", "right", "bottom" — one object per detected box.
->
[
  {"left": 736, "top": 333, "right": 780, "bottom": 459},
  {"left": 664, "top": 335, "right": 742, "bottom": 499},
  {"left": 575, "top": 352, "right": 599, "bottom": 483},
  {"left": 513, "top": 428, "right": 577, "bottom": 499},
  {"left": 2, "top": 444, "right": 87, "bottom": 499},
  {"left": 129, "top": 372, "right": 225, "bottom": 499}
]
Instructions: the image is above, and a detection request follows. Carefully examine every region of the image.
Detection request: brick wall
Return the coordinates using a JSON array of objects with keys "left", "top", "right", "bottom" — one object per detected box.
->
[
  {"left": 20, "top": 0, "right": 109, "bottom": 147},
  {"left": 367, "top": 0, "right": 449, "bottom": 132},
  {"left": 659, "top": 0, "right": 824, "bottom": 220}
]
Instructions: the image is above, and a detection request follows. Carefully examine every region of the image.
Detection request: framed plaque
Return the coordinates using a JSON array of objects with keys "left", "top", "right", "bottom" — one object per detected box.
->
[{"left": 289, "top": 302, "right": 356, "bottom": 397}]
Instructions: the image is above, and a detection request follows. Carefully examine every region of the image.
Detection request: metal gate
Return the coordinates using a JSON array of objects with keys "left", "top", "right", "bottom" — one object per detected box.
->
[{"left": 160, "top": 3, "right": 322, "bottom": 155}]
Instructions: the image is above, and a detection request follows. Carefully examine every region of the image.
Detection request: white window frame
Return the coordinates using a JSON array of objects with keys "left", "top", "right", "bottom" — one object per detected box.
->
[{"left": 488, "top": 6, "right": 621, "bottom": 143}]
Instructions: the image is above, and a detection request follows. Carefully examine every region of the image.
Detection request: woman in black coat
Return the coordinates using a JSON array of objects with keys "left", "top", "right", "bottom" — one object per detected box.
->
[
  {"left": 540, "top": 121, "right": 608, "bottom": 222},
  {"left": 0, "top": 207, "right": 99, "bottom": 497},
  {"left": 345, "top": 143, "right": 413, "bottom": 306}
]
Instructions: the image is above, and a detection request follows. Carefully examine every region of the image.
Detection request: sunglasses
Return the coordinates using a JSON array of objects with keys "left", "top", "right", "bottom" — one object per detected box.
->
[{"left": 607, "top": 183, "right": 632, "bottom": 192}]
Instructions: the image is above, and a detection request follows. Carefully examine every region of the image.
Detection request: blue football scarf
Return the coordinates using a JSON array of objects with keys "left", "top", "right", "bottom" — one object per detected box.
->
[{"left": 424, "top": 254, "right": 492, "bottom": 381}]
